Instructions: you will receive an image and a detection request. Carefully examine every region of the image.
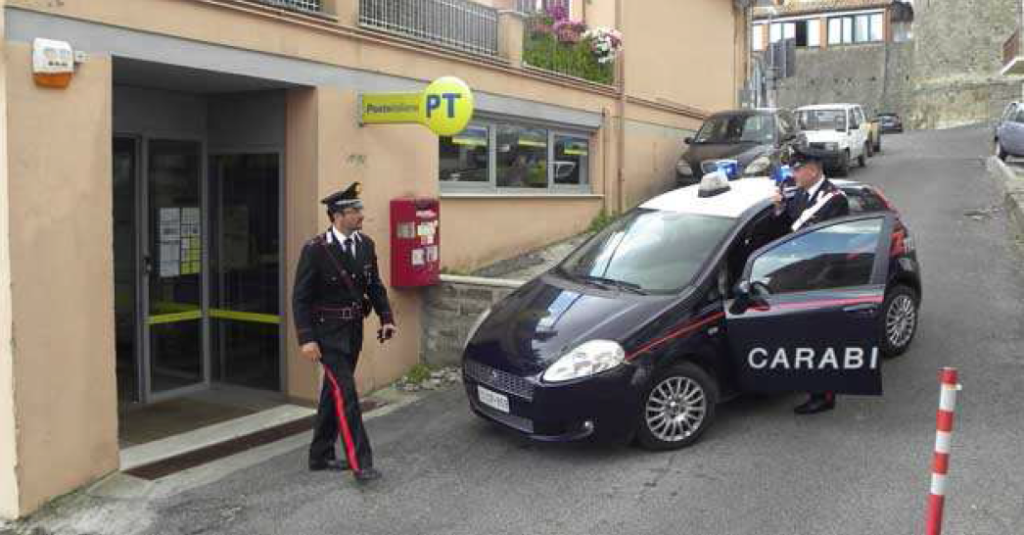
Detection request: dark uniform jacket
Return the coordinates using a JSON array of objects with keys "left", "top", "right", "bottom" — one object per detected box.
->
[
  {"left": 293, "top": 228, "right": 393, "bottom": 348},
  {"left": 779, "top": 177, "right": 850, "bottom": 231}
]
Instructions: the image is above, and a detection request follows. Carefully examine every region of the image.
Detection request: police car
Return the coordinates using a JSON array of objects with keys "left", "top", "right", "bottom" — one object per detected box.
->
[{"left": 461, "top": 173, "right": 921, "bottom": 450}]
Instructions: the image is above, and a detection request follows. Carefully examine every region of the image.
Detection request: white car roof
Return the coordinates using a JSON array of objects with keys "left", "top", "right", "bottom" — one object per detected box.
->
[
  {"left": 640, "top": 178, "right": 778, "bottom": 219},
  {"left": 798, "top": 103, "right": 860, "bottom": 111}
]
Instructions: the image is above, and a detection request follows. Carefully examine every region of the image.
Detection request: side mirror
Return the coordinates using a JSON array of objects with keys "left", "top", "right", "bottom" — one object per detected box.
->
[
  {"left": 730, "top": 281, "right": 753, "bottom": 315},
  {"left": 684, "top": 137, "right": 694, "bottom": 145}
]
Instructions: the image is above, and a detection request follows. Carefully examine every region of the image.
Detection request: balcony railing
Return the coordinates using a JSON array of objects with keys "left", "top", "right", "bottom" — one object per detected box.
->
[
  {"left": 359, "top": 0, "right": 499, "bottom": 57},
  {"left": 1004, "top": 26, "right": 1021, "bottom": 68},
  {"left": 515, "top": 0, "right": 569, "bottom": 15},
  {"left": 255, "top": 0, "right": 322, "bottom": 13}
]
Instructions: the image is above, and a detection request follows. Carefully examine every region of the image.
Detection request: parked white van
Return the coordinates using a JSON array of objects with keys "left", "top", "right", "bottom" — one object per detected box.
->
[{"left": 795, "top": 104, "right": 872, "bottom": 177}]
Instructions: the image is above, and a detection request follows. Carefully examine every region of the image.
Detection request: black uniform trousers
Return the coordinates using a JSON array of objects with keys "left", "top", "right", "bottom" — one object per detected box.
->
[{"left": 309, "top": 324, "right": 373, "bottom": 472}]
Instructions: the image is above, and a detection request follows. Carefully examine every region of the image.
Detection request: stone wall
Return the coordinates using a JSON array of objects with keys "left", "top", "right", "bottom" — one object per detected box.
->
[
  {"left": 422, "top": 276, "right": 522, "bottom": 367},
  {"left": 775, "top": 43, "right": 915, "bottom": 119}
]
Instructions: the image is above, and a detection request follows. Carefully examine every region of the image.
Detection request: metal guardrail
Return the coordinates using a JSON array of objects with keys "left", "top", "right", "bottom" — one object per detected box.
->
[
  {"left": 1004, "top": 26, "right": 1021, "bottom": 68},
  {"left": 255, "top": 0, "right": 322, "bottom": 13},
  {"left": 359, "top": 0, "right": 499, "bottom": 56},
  {"left": 515, "top": 0, "right": 569, "bottom": 14}
]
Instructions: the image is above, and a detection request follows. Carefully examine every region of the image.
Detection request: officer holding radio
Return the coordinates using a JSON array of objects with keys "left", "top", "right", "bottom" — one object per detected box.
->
[
  {"left": 293, "top": 182, "right": 396, "bottom": 482},
  {"left": 770, "top": 150, "right": 850, "bottom": 414}
]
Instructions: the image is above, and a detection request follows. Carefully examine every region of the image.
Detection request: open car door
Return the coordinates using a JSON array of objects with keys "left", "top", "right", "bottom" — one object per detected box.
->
[{"left": 725, "top": 213, "right": 896, "bottom": 395}]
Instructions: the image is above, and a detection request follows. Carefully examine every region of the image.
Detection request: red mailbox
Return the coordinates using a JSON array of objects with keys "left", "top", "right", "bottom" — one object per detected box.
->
[{"left": 390, "top": 197, "right": 440, "bottom": 288}]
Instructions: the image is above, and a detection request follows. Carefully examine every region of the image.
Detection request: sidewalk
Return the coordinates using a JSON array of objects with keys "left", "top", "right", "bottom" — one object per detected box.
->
[{"left": 986, "top": 155, "right": 1024, "bottom": 236}]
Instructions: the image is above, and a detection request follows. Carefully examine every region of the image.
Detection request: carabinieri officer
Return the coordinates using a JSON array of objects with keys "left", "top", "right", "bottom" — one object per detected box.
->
[
  {"left": 293, "top": 182, "right": 396, "bottom": 482},
  {"left": 771, "top": 150, "right": 850, "bottom": 414}
]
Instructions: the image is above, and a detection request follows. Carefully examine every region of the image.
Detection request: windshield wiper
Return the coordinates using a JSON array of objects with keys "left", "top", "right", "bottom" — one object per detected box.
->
[{"left": 579, "top": 275, "right": 647, "bottom": 295}]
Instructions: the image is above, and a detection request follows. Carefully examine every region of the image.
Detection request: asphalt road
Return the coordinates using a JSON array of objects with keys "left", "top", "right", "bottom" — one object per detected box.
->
[{"left": 143, "top": 126, "right": 1024, "bottom": 535}]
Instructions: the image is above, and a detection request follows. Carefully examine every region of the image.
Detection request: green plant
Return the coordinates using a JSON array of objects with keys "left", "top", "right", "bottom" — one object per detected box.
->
[
  {"left": 588, "top": 210, "right": 618, "bottom": 233},
  {"left": 404, "top": 363, "right": 433, "bottom": 384},
  {"left": 522, "top": 13, "right": 616, "bottom": 85}
]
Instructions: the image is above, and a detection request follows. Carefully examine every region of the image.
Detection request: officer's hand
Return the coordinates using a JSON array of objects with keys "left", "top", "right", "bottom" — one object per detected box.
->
[
  {"left": 301, "top": 342, "right": 322, "bottom": 362},
  {"left": 381, "top": 324, "right": 397, "bottom": 341},
  {"left": 771, "top": 191, "right": 784, "bottom": 207}
]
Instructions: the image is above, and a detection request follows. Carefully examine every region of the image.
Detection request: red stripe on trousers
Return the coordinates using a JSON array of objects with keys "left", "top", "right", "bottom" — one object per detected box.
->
[
  {"left": 925, "top": 494, "right": 945, "bottom": 535},
  {"left": 936, "top": 409, "right": 954, "bottom": 433},
  {"left": 322, "top": 365, "right": 361, "bottom": 473},
  {"left": 932, "top": 452, "right": 950, "bottom": 475}
]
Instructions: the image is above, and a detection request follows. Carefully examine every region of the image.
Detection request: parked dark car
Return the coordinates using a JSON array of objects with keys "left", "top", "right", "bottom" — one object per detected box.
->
[
  {"left": 462, "top": 176, "right": 921, "bottom": 450},
  {"left": 995, "top": 102, "right": 1024, "bottom": 161},
  {"left": 675, "top": 109, "right": 804, "bottom": 187},
  {"left": 877, "top": 113, "right": 904, "bottom": 134}
]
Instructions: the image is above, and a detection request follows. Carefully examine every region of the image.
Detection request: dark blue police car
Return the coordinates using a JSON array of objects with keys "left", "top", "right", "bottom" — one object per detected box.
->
[{"left": 461, "top": 175, "right": 921, "bottom": 450}]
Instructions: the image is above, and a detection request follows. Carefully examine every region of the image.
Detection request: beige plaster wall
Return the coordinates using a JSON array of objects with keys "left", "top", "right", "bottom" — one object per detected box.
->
[
  {"left": 624, "top": 0, "right": 738, "bottom": 113},
  {"left": 0, "top": 0, "right": 20, "bottom": 520},
  {"left": 4, "top": 43, "right": 118, "bottom": 515},
  {"left": 284, "top": 87, "right": 433, "bottom": 402}
]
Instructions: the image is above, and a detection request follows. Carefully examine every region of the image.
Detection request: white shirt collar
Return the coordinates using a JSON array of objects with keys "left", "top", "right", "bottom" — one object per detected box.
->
[
  {"left": 327, "top": 227, "right": 360, "bottom": 245},
  {"left": 805, "top": 175, "right": 826, "bottom": 200}
]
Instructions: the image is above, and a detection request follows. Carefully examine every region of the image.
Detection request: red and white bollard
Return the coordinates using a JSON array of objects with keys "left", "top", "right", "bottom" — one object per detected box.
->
[{"left": 925, "top": 367, "right": 961, "bottom": 535}]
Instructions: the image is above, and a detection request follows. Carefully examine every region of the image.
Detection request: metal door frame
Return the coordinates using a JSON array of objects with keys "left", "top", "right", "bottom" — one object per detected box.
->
[
  {"left": 207, "top": 148, "right": 287, "bottom": 396},
  {"left": 136, "top": 135, "right": 212, "bottom": 404}
]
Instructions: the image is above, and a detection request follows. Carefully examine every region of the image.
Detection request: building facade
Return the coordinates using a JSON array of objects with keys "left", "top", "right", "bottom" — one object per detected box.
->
[{"left": 0, "top": 0, "right": 747, "bottom": 518}]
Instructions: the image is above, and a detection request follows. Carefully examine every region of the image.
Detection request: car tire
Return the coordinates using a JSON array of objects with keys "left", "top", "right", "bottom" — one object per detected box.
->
[
  {"left": 880, "top": 285, "right": 920, "bottom": 358},
  {"left": 858, "top": 144, "right": 868, "bottom": 167},
  {"left": 997, "top": 141, "right": 1009, "bottom": 162},
  {"left": 836, "top": 150, "right": 851, "bottom": 177},
  {"left": 636, "top": 362, "right": 718, "bottom": 451}
]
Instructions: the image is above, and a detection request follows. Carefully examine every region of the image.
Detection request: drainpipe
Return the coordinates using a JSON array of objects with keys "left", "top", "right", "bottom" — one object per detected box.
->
[
  {"left": 615, "top": 0, "right": 626, "bottom": 214},
  {"left": 602, "top": 107, "right": 610, "bottom": 216}
]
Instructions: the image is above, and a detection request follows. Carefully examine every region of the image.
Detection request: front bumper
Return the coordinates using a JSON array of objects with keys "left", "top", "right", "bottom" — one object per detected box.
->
[
  {"left": 801, "top": 145, "right": 844, "bottom": 164},
  {"left": 463, "top": 359, "right": 641, "bottom": 443}
]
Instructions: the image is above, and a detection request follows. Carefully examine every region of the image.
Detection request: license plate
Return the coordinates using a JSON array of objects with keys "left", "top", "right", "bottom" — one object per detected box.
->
[{"left": 477, "top": 386, "right": 510, "bottom": 414}]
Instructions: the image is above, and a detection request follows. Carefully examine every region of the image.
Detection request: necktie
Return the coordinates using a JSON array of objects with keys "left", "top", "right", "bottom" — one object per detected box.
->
[{"left": 344, "top": 238, "right": 354, "bottom": 259}]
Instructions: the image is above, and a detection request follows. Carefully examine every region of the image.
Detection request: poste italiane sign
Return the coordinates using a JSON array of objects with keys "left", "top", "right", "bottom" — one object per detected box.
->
[{"left": 360, "top": 76, "right": 474, "bottom": 137}]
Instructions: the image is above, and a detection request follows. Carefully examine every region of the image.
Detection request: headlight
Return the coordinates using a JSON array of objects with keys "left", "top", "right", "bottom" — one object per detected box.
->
[
  {"left": 743, "top": 155, "right": 772, "bottom": 176},
  {"left": 542, "top": 340, "right": 625, "bottom": 383},
  {"left": 463, "top": 307, "right": 492, "bottom": 351},
  {"left": 824, "top": 142, "right": 839, "bottom": 151},
  {"left": 676, "top": 159, "right": 693, "bottom": 176}
]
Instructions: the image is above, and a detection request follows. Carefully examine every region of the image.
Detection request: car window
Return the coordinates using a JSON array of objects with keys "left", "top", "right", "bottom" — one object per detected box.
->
[
  {"left": 748, "top": 217, "right": 884, "bottom": 295},
  {"left": 778, "top": 112, "right": 796, "bottom": 138},
  {"left": 694, "top": 114, "right": 775, "bottom": 144},
  {"left": 1014, "top": 107, "right": 1024, "bottom": 124},
  {"left": 843, "top": 189, "right": 888, "bottom": 214},
  {"left": 559, "top": 209, "right": 736, "bottom": 293},
  {"left": 1002, "top": 105, "right": 1017, "bottom": 122},
  {"left": 798, "top": 109, "right": 847, "bottom": 131}
]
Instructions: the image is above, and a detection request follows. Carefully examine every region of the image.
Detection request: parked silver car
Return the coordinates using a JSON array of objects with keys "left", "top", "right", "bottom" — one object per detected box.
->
[{"left": 995, "top": 102, "right": 1024, "bottom": 161}]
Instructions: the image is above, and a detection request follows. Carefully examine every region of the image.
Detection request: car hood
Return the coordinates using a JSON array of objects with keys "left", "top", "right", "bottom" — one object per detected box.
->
[
  {"left": 802, "top": 130, "right": 846, "bottom": 143},
  {"left": 683, "top": 143, "right": 770, "bottom": 168},
  {"left": 464, "top": 274, "right": 676, "bottom": 376}
]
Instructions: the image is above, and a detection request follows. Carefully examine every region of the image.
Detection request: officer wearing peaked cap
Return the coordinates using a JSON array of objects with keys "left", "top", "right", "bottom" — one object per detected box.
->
[
  {"left": 770, "top": 150, "right": 850, "bottom": 415},
  {"left": 293, "top": 182, "right": 395, "bottom": 482}
]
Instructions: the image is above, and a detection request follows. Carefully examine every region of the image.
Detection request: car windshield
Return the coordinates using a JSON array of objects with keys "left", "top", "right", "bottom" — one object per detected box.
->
[
  {"left": 798, "top": 109, "right": 847, "bottom": 131},
  {"left": 693, "top": 114, "right": 775, "bottom": 144},
  {"left": 557, "top": 209, "right": 736, "bottom": 293}
]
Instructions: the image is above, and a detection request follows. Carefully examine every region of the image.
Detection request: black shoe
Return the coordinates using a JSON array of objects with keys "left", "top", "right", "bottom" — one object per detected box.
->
[
  {"left": 353, "top": 467, "right": 382, "bottom": 482},
  {"left": 309, "top": 459, "right": 350, "bottom": 472},
  {"left": 793, "top": 396, "right": 835, "bottom": 415}
]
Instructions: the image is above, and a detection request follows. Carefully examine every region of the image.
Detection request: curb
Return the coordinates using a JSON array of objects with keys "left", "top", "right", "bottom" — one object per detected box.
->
[{"left": 985, "top": 156, "right": 1024, "bottom": 235}]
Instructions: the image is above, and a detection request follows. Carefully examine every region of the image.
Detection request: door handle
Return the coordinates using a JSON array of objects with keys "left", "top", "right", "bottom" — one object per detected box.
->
[{"left": 842, "top": 303, "right": 878, "bottom": 315}]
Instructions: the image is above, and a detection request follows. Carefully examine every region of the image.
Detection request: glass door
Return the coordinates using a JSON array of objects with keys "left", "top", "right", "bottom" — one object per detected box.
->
[
  {"left": 208, "top": 153, "right": 282, "bottom": 392},
  {"left": 146, "top": 140, "right": 207, "bottom": 396}
]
